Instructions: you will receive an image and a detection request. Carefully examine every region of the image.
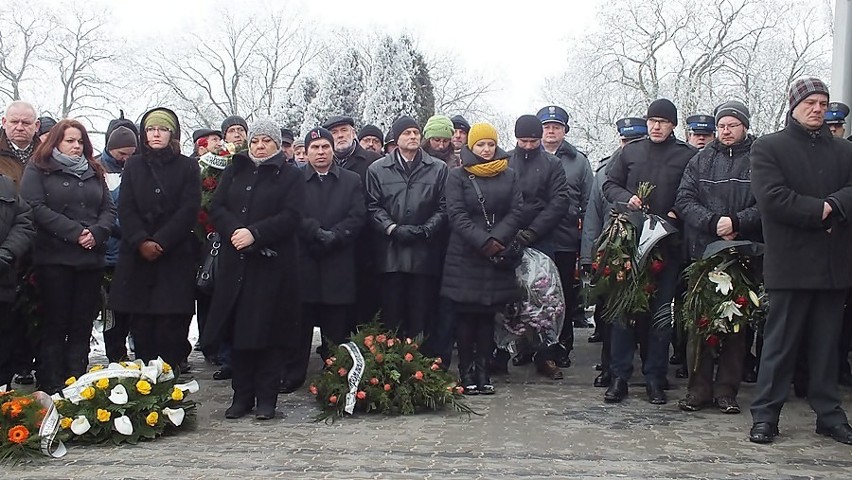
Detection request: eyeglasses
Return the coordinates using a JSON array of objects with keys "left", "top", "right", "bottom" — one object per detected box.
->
[
  {"left": 145, "top": 126, "right": 172, "bottom": 134},
  {"left": 647, "top": 118, "right": 672, "bottom": 126},
  {"left": 717, "top": 123, "right": 743, "bottom": 131}
]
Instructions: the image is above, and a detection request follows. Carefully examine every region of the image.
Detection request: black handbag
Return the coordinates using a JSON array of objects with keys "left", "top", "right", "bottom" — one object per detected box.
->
[
  {"left": 196, "top": 231, "right": 221, "bottom": 294},
  {"left": 468, "top": 174, "right": 524, "bottom": 270}
]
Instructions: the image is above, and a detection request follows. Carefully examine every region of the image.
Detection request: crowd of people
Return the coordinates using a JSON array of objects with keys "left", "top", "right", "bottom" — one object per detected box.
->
[{"left": 1, "top": 75, "right": 852, "bottom": 445}]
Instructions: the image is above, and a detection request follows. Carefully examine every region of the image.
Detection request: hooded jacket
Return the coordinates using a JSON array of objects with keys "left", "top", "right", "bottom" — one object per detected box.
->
[{"left": 675, "top": 135, "right": 761, "bottom": 260}]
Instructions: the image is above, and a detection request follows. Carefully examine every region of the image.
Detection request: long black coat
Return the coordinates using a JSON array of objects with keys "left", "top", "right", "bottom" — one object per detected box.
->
[
  {"left": 751, "top": 118, "right": 852, "bottom": 290},
  {"left": 365, "top": 150, "right": 448, "bottom": 276},
  {"left": 507, "top": 147, "right": 570, "bottom": 250},
  {"left": 109, "top": 108, "right": 201, "bottom": 315},
  {"left": 20, "top": 159, "right": 115, "bottom": 268},
  {"left": 299, "top": 163, "right": 365, "bottom": 305},
  {"left": 201, "top": 152, "right": 304, "bottom": 350},
  {"left": 0, "top": 175, "right": 34, "bottom": 302},
  {"left": 441, "top": 147, "right": 524, "bottom": 307}
]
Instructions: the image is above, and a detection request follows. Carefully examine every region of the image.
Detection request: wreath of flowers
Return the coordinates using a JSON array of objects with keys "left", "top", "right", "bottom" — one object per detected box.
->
[
  {"left": 502, "top": 248, "right": 565, "bottom": 337},
  {"left": 0, "top": 390, "right": 51, "bottom": 463},
  {"left": 309, "top": 323, "right": 476, "bottom": 422},
  {"left": 55, "top": 359, "right": 197, "bottom": 446},
  {"left": 681, "top": 247, "right": 761, "bottom": 368},
  {"left": 587, "top": 183, "right": 665, "bottom": 324}
]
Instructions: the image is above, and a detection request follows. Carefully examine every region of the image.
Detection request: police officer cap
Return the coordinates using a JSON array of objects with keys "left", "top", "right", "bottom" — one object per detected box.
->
[
  {"left": 536, "top": 105, "right": 570, "bottom": 131},
  {"left": 825, "top": 102, "right": 850, "bottom": 125},
  {"left": 686, "top": 114, "right": 715, "bottom": 134},
  {"left": 615, "top": 117, "right": 647, "bottom": 139}
]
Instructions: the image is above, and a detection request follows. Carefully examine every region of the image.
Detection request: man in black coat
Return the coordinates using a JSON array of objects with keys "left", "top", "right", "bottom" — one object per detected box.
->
[
  {"left": 503, "top": 115, "right": 570, "bottom": 377},
  {"left": 280, "top": 128, "right": 365, "bottom": 393},
  {"left": 748, "top": 78, "right": 852, "bottom": 445},
  {"left": 674, "top": 101, "right": 761, "bottom": 414},
  {"left": 366, "top": 116, "right": 448, "bottom": 340},
  {"left": 602, "top": 98, "right": 696, "bottom": 405},
  {"left": 322, "top": 116, "right": 382, "bottom": 333}
]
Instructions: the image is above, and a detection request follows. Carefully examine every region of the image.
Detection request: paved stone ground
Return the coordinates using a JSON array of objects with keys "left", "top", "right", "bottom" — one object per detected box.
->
[{"left": 5, "top": 322, "right": 852, "bottom": 479}]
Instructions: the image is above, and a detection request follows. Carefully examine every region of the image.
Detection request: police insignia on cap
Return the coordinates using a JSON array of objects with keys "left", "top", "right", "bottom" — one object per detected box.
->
[
  {"left": 549, "top": 106, "right": 556, "bottom": 114},
  {"left": 624, "top": 118, "right": 632, "bottom": 126},
  {"left": 311, "top": 130, "right": 321, "bottom": 139}
]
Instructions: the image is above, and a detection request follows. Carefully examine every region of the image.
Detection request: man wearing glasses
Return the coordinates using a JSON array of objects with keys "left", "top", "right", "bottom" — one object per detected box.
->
[{"left": 602, "top": 98, "right": 696, "bottom": 405}]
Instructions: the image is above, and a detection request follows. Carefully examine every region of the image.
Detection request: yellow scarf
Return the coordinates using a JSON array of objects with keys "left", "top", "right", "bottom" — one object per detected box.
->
[{"left": 464, "top": 158, "right": 509, "bottom": 177}]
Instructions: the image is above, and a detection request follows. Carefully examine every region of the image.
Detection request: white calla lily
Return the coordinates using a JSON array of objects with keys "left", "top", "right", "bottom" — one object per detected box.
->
[
  {"left": 176, "top": 379, "right": 199, "bottom": 394},
  {"left": 141, "top": 365, "right": 159, "bottom": 384},
  {"left": 708, "top": 270, "right": 733, "bottom": 295},
  {"left": 114, "top": 415, "right": 133, "bottom": 435},
  {"left": 749, "top": 290, "right": 761, "bottom": 307},
  {"left": 718, "top": 300, "right": 743, "bottom": 322},
  {"left": 163, "top": 407, "right": 186, "bottom": 426},
  {"left": 71, "top": 415, "right": 91, "bottom": 435},
  {"left": 108, "top": 384, "right": 129, "bottom": 405},
  {"left": 107, "top": 362, "right": 124, "bottom": 370}
]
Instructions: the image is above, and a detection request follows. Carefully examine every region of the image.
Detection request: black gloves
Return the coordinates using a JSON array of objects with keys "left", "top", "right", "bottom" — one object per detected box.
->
[
  {"left": 315, "top": 229, "right": 337, "bottom": 248},
  {"left": 392, "top": 225, "right": 425, "bottom": 244},
  {"left": 516, "top": 229, "right": 537, "bottom": 246}
]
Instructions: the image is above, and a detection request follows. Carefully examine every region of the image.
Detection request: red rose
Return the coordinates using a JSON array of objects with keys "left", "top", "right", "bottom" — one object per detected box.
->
[
  {"left": 383, "top": 384, "right": 391, "bottom": 392},
  {"left": 356, "top": 390, "right": 366, "bottom": 400},
  {"left": 196, "top": 137, "right": 208, "bottom": 148},
  {"left": 328, "top": 395, "right": 338, "bottom": 404},
  {"left": 337, "top": 367, "right": 348, "bottom": 377},
  {"left": 734, "top": 296, "right": 748, "bottom": 307},
  {"left": 404, "top": 353, "right": 414, "bottom": 362},
  {"left": 603, "top": 266, "right": 612, "bottom": 276},
  {"left": 205, "top": 223, "right": 215, "bottom": 234},
  {"left": 198, "top": 210, "right": 209, "bottom": 224},
  {"left": 706, "top": 335, "right": 720, "bottom": 348},
  {"left": 643, "top": 283, "right": 656, "bottom": 294},
  {"left": 650, "top": 260, "right": 665, "bottom": 275},
  {"left": 202, "top": 177, "right": 218, "bottom": 191},
  {"left": 697, "top": 316, "right": 710, "bottom": 329},
  {"left": 414, "top": 371, "right": 424, "bottom": 380}
]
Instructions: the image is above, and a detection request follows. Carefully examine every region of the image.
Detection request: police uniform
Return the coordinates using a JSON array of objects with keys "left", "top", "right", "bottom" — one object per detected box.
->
[{"left": 825, "top": 102, "right": 849, "bottom": 138}]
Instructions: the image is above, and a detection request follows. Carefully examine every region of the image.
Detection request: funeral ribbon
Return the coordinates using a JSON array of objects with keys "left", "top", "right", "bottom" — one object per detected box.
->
[
  {"left": 340, "top": 342, "right": 366, "bottom": 415},
  {"left": 34, "top": 391, "right": 67, "bottom": 458}
]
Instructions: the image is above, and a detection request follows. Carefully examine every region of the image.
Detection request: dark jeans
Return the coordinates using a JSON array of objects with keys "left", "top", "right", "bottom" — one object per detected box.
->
[
  {"left": 751, "top": 289, "right": 848, "bottom": 428},
  {"left": 554, "top": 251, "right": 577, "bottom": 352},
  {"left": 130, "top": 313, "right": 192, "bottom": 371},
  {"left": 0, "top": 301, "right": 15, "bottom": 388},
  {"left": 380, "top": 273, "right": 438, "bottom": 340},
  {"left": 423, "top": 296, "right": 454, "bottom": 367},
  {"left": 36, "top": 265, "right": 103, "bottom": 392},
  {"left": 231, "top": 347, "right": 284, "bottom": 411},
  {"left": 686, "top": 330, "right": 746, "bottom": 401},
  {"left": 609, "top": 258, "right": 679, "bottom": 385},
  {"left": 455, "top": 310, "right": 494, "bottom": 376}
]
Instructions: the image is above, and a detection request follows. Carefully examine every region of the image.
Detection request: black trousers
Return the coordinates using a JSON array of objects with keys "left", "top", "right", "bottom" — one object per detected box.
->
[
  {"left": 352, "top": 270, "right": 381, "bottom": 332},
  {"left": 596, "top": 300, "right": 613, "bottom": 371},
  {"left": 103, "top": 310, "right": 132, "bottom": 363},
  {"left": 750, "top": 289, "right": 848, "bottom": 428},
  {"left": 0, "top": 301, "right": 15, "bottom": 388},
  {"left": 130, "top": 313, "right": 191, "bottom": 371},
  {"left": 36, "top": 265, "right": 102, "bottom": 392},
  {"left": 283, "top": 303, "right": 349, "bottom": 385},
  {"left": 554, "top": 252, "right": 577, "bottom": 352},
  {"left": 455, "top": 311, "right": 494, "bottom": 376},
  {"left": 232, "top": 347, "right": 284, "bottom": 411},
  {"left": 380, "top": 273, "right": 438, "bottom": 340},
  {"left": 686, "top": 330, "right": 746, "bottom": 402}
]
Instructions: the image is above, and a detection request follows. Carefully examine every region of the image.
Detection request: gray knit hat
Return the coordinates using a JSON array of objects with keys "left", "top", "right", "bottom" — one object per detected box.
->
[
  {"left": 788, "top": 77, "right": 829, "bottom": 111},
  {"left": 247, "top": 119, "right": 282, "bottom": 148},
  {"left": 106, "top": 126, "right": 138, "bottom": 150},
  {"left": 715, "top": 101, "right": 751, "bottom": 129}
]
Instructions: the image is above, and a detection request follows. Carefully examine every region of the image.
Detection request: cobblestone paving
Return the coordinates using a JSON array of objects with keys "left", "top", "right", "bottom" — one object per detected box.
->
[{"left": 5, "top": 326, "right": 852, "bottom": 479}]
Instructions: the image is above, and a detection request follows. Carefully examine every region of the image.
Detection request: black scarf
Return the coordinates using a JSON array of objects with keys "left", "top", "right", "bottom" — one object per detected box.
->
[{"left": 333, "top": 141, "right": 357, "bottom": 167}]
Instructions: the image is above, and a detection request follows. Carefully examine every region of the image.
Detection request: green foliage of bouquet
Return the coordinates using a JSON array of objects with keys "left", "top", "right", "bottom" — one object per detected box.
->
[
  {"left": 309, "top": 323, "right": 476, "bottom": 422},
  {"left": 55, "top": 360, "right": 197, "bottom": 446},
  {"left": 0, "top": 390, "right": 50, "bottom": 463}
]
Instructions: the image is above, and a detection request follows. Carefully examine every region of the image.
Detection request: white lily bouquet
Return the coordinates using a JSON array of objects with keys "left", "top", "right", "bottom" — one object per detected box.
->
[{"left": 54, "top": 359, "right": 197, "bottom": 445}]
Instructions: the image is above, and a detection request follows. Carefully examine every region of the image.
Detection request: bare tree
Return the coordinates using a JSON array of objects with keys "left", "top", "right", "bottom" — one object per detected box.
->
[
  {"left": 0, "top": 4, "right": 54, "bottom": 103},
  {"left": 428, "top": 55, "right": 497, "bottom": 118}
]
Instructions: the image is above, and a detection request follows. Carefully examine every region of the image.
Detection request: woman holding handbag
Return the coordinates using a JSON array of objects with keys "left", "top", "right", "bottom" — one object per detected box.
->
[{"left": 441, "top": 123, "right": 524, "bottom": 395}]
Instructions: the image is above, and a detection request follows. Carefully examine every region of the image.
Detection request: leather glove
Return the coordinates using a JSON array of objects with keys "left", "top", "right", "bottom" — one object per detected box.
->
[
  {"left": 392, "top": 225, "right": 420, "bottom": 244},
  {"left": 315, "top": 229, "right": 337, "bottom": 248},
  {"left": 480, "top": 238, "right": 505, "bottom": 257},
  {"left": 139, "top": 240, "right": 163, "bottom": 261},
  {"left": 516, "top": 229, "right": 537, "bottom": 246}
]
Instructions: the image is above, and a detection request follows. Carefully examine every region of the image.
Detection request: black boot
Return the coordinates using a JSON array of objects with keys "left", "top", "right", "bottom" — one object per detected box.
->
[
  {"left": 594, "top": 370, "right": 611, "bottom": 387},
  {"left": 604, "top": 377, "right": 628, "bottom": 402},
  {"left": 458, "top": 362, "right": 478, "bottom": 396},
  {"left": 475, "top": 354, "right": 495, "bottom": 395},
  {"left": 490, "top": 348, "right": 510, "bottom": 375}
]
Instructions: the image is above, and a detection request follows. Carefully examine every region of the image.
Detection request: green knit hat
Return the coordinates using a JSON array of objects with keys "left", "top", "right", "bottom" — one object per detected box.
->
[
  {"left": 423, "top": 115, "right": 454, "bottom": 140},
  {"left": 144, "top": 109, "right": 178, "bottom": 133}
]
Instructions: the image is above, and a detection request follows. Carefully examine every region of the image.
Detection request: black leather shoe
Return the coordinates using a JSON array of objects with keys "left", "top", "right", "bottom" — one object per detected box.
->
[
  {"left": 675, "top": 365, "right": 688, "bottom": 379},
  {"left": 13, "top": 372, "right": 34, "bottom": 385},
  {"left": 793, "top": 381, "right": 807, "bottom": 399},
  {"left": 816, "top": 423, "right": 852, "bottom": 444},
  {"left": 594, "top": 371, "right": 611, "bottom": 388},
  {"left": 743, "top": 369, "right": 758, "bottom": 383},
  {"left": 587, "top": 332, "right": 602, "bottom": 343},
  {"left": 225, "top": 403, "right": 252, "bottom": 419},
  {"left": 255, "top": 408, "right": 276, "bottom": 420},
  {"left": 512, "top": 351, "right": 533, "bottom": 366},
  {"left": 646, "top": 383, "right": 667, "bottom": 404},
  {"left": 490, "top": 349, "right": 510, "bottom": 375},
  {"left": 213, "top": 366, "right": 233, "bottom": 380},
  {"left": 604, "top": 378, "right": 628, "bottom": 403},
  {"left": 279, "top": 378, "right": 305, "bottom": 394},
  {"left": 749, "top": 422, "right": 779, "bottom": 444},
  {"left": 669, "top": 353, "right": 684, "bottom": 365}
]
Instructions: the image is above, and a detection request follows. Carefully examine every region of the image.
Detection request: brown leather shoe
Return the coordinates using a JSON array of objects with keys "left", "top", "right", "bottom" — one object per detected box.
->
[{"left": 538, "top": 360, "right": 563, "bottom": 380}]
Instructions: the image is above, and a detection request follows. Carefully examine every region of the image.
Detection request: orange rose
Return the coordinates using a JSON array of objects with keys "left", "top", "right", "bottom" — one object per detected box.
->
[
  {"left": 414, "top": 371, "right": 424, "bottom": 381},
  {"left": 375, "top": 354, "right": 384, "bottom": 363},
  {"left": 454, "top": 386, "right": 464, "bottom": 395},
  {"left": 7, "top": 425, "right": 29, "bottom": 444},
  {"left": 376, "top": 334, "right": 387, "bottom": 343},
  {"left": 356, "top": 391, "right": 366, "bottom": 400},
  {"left": 338, "top": 367, "right": 348, "bottom": 377},
  {"left": 406, "top": 338, "right": 413, "bottom": 345},
  {"left": 383, "top": 384, "right": 391, "bottom": 392},
  {"left": 364, "top": 336, "right": 374, "bottom": 347},
  {"left": 404, "top": 353, "right": 414, "bottom": 362},
  {"left": 369, "top": 377, "right": 379, "bottom": 385},
  {"left": 387, "top": 339, "right": 395, "bottom": 347},
  {"left": 369, "top": 346, "right": 377, "bottom": 354},
  {"left": 430, "top": 364, "right": 440, "bottom": 371},
  {"left": 434, "top": 357, "right": 443, "bottom": 365},
  {"left": 324, "top": 358, "right": 334, "bottom": 367},
  {"left": 329, "top": 395, "right": 338, "bottom": 404}
]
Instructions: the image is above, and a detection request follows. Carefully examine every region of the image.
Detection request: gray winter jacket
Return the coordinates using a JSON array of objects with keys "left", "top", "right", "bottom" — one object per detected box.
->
[
  {"left": 580, "top": 156, "right": 612, "bottom": 266},
  {"left": 551, "top": 140, "right": 593, "bottom": 252}
]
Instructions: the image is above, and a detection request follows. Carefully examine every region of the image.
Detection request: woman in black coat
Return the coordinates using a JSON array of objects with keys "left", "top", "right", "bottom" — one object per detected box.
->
[
  {"left": 441, "top": 123, "right": 524, "bottom": 395},
  {"left": 20, "top": 119, "right": 116, "bottom": 393},
  {"left": 109, "top": 108, "right": 201, "bottom": 374},
  {"left": 201, "top": 120, "right": 304, "bottom": 420}
]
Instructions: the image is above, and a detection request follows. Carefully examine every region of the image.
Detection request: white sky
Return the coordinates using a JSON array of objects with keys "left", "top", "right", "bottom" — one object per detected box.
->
[{"left": 104, "top": 0, "right": 598, "bottom": 119}]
